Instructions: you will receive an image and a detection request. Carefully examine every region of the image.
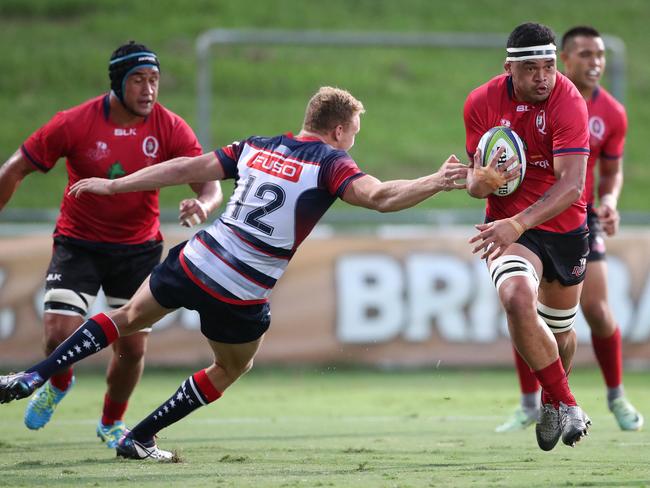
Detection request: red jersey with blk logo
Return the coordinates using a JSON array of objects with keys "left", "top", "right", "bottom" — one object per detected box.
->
[
  {"left": 21, "top": 95, "right": 202, "bottom": 244},
  {"left": 464, "top": 72, "right": 590, "bottom": 233}
]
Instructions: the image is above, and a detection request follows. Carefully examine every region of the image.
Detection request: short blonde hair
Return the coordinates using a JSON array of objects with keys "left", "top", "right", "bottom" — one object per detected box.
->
[{"left": 303, "top": 86, "right": 365, "bottom": 133}]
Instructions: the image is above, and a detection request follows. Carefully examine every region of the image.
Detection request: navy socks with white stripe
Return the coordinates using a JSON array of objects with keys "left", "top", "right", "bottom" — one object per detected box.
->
[
  {"left": 26, "top": 313, "right": 119, "bottom": 381},
  {"left": 131, "top": 369, "right": 222, "bottom": 443}
]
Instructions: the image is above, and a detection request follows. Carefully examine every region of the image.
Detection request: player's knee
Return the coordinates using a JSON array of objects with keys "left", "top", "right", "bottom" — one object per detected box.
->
[
  {"left": 501, "top": 289, "right": 537, "bottom": 318},
  {"left": 43, "top": 334, "right": 64, "bottom": 355},
  {"left": 581, "top": 299, "right": 610, "bottom": 329},
  {"left": 217, "top": 359, "right": 254, "bottom": 384},
  {"left": 43, "top": 306, "right": 85, "bottom": 353},
  {"left": 241, "top": 358, "right": 255, "bottom": 376},
  {"left": 114, "top": 335, "right": 148, "bottom": 363},
  {"left": 537, "top": 302, "right": 579, "bottom": 334}
]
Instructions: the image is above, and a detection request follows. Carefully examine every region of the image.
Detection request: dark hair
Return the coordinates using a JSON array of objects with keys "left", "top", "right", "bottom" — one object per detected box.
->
[
  {"left": 507, "top": 22, "right": 556, "bottom": 48},
  {"left": 109, "top": 41, "right": 160, "bottom": 101},
  {"left": 561, "top": 26, "right": 601, "bottom": 50}
]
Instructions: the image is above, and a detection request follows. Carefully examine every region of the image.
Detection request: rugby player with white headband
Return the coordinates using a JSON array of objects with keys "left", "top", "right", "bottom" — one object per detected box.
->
[
  {"left": 463, "top": 22, "right": 592, "bottom": 451},
  {"left": 498, "top": 25, "right": 643, "bottom": 435}
]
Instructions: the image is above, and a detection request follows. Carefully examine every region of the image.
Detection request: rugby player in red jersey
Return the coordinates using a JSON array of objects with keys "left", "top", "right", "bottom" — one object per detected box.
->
[
  {"left": 497, "top": 26, "right": 643, "bottom": 433},
  {"left": 0, "top": 41, "right": 222, "bottom": 447},
  {"left": 464, "top": 22, "right": 592, "bottom": 450},
  {"left": 0, "top": 86, "right": 469, "bottom": 461}
]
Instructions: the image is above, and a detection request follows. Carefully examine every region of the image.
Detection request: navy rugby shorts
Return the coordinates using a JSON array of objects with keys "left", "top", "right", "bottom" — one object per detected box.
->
[{"left": 149, "top": 242, "right": 271, "bottom": 344}]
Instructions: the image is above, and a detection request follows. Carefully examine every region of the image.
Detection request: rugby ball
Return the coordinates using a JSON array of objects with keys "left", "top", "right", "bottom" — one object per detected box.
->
[{"left": 477, "top": 126, "right": 526, "bottom": 196}]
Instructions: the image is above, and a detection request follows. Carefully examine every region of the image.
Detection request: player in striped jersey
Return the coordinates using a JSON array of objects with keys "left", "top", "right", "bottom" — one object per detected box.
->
[{"left": 0, "top": 86, "right": 470, "bottom": 461}]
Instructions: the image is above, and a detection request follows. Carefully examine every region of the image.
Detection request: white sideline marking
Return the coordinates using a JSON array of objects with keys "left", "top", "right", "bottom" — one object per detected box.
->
[{"left": 54, "top": 415, "right": 499, "bottom": 426}]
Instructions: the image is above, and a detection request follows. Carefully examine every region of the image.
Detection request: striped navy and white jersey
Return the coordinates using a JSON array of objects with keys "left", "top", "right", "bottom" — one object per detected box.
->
[{"left": 179, "top": 134, "right": 365, "bottom": 305}]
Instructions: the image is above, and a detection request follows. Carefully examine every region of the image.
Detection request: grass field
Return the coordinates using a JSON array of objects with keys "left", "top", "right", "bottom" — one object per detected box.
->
[
  {"left": 0, "top": 367, "right": 648, "bottom": 487},
  {"left": 1, "top": 0, "right": 650, "bottom": 212}
]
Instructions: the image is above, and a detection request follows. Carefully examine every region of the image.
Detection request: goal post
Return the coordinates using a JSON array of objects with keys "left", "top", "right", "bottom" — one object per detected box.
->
[{"left": 195, "top": 28, "right": 626, "bottom": 150}]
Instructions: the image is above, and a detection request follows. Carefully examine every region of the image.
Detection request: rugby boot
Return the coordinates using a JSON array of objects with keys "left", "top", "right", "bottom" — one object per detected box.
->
[
  {"left": 495, "top": 406, "right": 539, "bottom": 433},
  {"left": 610, "top": 397, "right": 644, "bottom": 431},
  {"left": 116, "top": 431, "right": 173, "bottom": 462},
  {"left": 97, "top": 420, "right": 127, "bottom": 448},
  {"left": 535, "top": 403, "right": 561, "bottom": 451},
  {"left": 0, "top": 372, "right": 44, "bottom": 404},
  {"left": 559, "top": 402, "right": 591, "bottom": 447},
  {"left": 24, "top": 377, "right": 74, "bottom": 430}
]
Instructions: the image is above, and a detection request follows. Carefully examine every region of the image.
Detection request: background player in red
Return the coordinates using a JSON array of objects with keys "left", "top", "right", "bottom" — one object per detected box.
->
[
  {"left": 496, "top": 26, "right": 643, "bottom": 433},
  {"left": 0, "top": 41, "right": 222, "bottom": 447},
  {"left": 464, "top": 22, "right": 592, "bottom": 450},
  {"left": 0, "top": 86, "right": 470, "bottom": 461}
]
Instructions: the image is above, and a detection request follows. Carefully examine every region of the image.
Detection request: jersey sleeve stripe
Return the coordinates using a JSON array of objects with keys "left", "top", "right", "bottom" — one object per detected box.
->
[
  {"left": 552, "top": 147, "right": 590, "bottom": 155},
  {"left": 336, "top": 172, "right": 365, "bottom": 197},
  {"left": 20, "top": 144, "right": 50, "bottom": 172},
  {"left": 215, "top": 148, "right": 238, "bottom": 179}
]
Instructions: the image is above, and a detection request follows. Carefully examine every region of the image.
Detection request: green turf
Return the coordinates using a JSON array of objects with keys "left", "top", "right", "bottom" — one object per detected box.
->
[
  {"left": 0, "top": 367, "right": 648, "bottom": 487},
  {"left": 1, "top": 0, "right": 649, "bottom": 213}
]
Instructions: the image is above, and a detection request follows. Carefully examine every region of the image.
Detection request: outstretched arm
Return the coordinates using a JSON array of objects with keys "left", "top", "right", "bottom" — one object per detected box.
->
[
  {"left": 69, "top": 152, "right": 225, "bottom": 197},
  {"left": 341, "top": 155, "right": 467, "bottom": 212},
  {"left": 0, "top": 150, "right": 37, "bottom": 211}
]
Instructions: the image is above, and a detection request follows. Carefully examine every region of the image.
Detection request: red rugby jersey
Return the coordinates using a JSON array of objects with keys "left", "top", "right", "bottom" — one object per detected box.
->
[
  {"left": 464, "top": 72, "right": 590, "bottom": 233},
  {"left": 585, "top": 86, "right": 627, "bottom": 206},
  {"left": 21, "top": 95, "right": 202, "bottom": 244}
]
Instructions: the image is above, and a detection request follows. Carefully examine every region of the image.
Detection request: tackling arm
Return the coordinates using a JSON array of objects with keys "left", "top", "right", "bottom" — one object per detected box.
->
[
  {"left": 341, "top": 155, "right": 467, "bottom": 212},
  {"left": 0, "top": 150, "right": 37, "bottom": 211},
  {"left": 69, "top": 152, "right": 225, "bottom": 197}
]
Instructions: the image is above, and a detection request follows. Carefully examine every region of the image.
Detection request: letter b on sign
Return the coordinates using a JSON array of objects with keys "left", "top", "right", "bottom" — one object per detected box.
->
[{"left": 335, "top": 255, "right": 403, "bottom": 343}]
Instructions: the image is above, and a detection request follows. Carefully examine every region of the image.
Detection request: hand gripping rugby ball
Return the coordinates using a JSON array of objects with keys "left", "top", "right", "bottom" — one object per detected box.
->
[{"left": 477, "top": 126, "right": 527, "bottom": 196}]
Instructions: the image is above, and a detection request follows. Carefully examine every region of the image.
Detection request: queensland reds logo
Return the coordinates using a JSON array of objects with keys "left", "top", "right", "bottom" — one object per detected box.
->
[
  {"left": 589, "top": 116, "right": 606, "bottom": 140},
  {"left": 142, "top": 136, "right": 159, "bottom": 158},
  {"left": 535, "top": 110, "right": 547, "bottom": 135}
]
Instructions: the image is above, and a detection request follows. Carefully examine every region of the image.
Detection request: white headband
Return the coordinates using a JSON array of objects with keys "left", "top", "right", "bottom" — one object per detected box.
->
[{"left": 506, "top": 43, "right": 556, "bottom": 62}]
